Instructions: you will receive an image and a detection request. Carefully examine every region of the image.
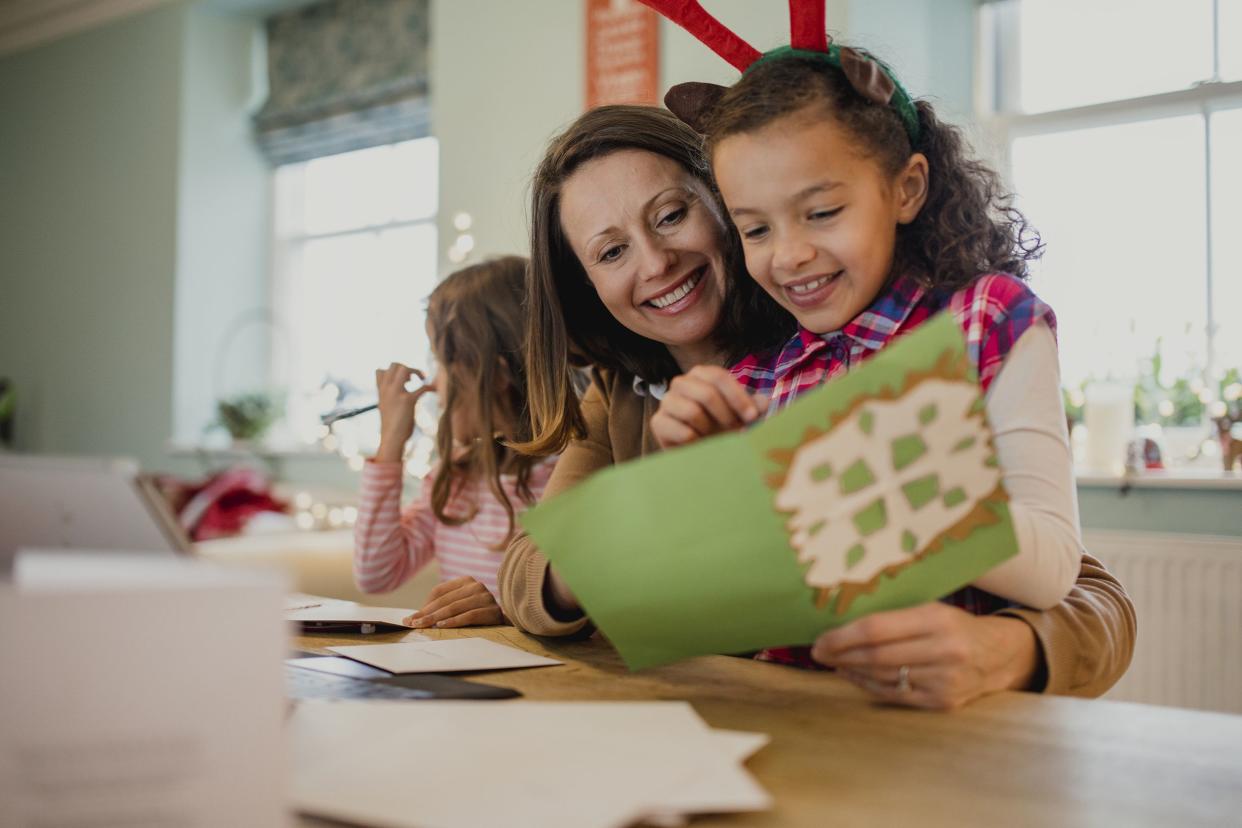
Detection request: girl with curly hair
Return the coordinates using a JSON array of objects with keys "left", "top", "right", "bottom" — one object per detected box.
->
[{"left": 648, "top": 46, "right": 1086, "bottom": 701}]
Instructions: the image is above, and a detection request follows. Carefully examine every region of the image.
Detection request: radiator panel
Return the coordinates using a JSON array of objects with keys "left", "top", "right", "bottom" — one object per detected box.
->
[{"left": 1084, "top": 529, "right": 1242, "bottom": 713}]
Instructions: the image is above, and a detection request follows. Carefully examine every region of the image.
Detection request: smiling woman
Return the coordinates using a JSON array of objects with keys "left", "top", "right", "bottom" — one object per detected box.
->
[
  {"left": 499, "top": 105, "right": 793, "bottom": 631},
  {"left": 516, "top": 105, "right": 793, "bottom": 460},
  {"left": 558, "top": 149, "right": 729, "bottom": 371}
]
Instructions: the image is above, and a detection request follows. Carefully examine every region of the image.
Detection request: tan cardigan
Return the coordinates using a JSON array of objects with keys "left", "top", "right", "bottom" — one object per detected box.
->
[{"left": 499, "top": 369, "right": 1136, "bottom": 698}]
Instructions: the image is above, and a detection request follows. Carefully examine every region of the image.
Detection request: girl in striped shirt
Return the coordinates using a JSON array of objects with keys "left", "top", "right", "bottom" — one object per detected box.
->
[{"left": 354, "top": 256, "right": 553, "bottom": 629}]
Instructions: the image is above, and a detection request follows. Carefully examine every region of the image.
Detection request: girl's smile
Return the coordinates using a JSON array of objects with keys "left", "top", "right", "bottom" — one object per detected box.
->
[
  {"left": 782, "top": 269, "right": 845, "bottom": 308},
  {"left": 712, "top": 108, "right": 927, "bottom": 334}
]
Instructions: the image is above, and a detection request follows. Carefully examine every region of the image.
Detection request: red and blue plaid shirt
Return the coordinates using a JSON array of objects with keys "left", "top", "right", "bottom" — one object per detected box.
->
[{"left": 731, "top": 272, "right": 1056, "bottom": 669}]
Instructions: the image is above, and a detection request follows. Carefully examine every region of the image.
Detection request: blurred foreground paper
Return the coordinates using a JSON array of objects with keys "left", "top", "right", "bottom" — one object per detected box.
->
[
  {"left": 0, "top": 553, "right": 288, "bottom": 826},
  {"left": 521, "top": 313, "right": 1018, "bottom": 669},
  {"left": 291, "top": 700, "right": 769, "bottom": 828}
]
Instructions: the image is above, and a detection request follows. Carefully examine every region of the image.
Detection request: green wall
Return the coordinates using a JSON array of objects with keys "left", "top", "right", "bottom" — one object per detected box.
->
[{"left": 0, "top": 4, "right": 185, "bottom": 469}]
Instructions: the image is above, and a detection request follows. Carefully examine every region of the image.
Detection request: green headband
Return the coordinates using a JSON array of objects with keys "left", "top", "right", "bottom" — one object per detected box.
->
[{"left": 749, "top": 45, "right": 921, "bottom": 143}]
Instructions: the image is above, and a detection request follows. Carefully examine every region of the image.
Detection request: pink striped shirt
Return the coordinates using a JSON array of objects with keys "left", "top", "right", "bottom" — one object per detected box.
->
[{"left": 353, "top": 458, "right": 554, "bottom": 601}]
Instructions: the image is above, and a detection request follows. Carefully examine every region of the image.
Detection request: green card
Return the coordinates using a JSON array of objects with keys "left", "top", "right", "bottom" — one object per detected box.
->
[{"left": 520, "top": 313, "right": 1018, "bottom": 669}]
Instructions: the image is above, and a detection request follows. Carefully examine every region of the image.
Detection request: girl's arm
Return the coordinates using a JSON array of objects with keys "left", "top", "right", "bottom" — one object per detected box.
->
[
  {"left": 353, "top": 361, "right": 437, "bottom": 594},
  {"left": 499, "top": 380, "right": 618, "bottom": 637},
  {"left": 972, "top": 322, "right": 1082, "bottom": 609},
  {"left": 353, "top": 461, "right": 437, "bottom": 594}
]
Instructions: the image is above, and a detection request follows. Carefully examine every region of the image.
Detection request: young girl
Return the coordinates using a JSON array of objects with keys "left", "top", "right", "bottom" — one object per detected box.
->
[
  {"left": 645, "top": 7, "right": 1084, "bottom": 681},
  {"left": 354, "top": 256, "right": 553, "bottom": 629}
]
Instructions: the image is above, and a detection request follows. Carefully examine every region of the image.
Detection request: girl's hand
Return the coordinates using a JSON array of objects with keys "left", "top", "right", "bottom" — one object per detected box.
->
[
  {"left": 374, "top": 362, "right": 429, "bottom": 463},
  {"left": 650, "top": 366, "right": 768, "bottom": 449},
  {"left": 809, "top": 603, "right": 1041, "bottom": 711},
  {"left": 403, "top": 577, "right": 504, "bottom": 628}
]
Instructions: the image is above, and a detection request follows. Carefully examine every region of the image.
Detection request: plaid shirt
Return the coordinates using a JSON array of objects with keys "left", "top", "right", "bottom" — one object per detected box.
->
[{"left": 731, "top": 272, "right": 1056, "bottom": 669}]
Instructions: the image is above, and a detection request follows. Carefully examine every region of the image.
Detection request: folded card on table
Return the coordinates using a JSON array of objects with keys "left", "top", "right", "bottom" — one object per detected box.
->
[
  {"left": 287, "top": 604, "right": 418, "bottom": 630},
  {"left": 328, "top": 637, "right": 562, "bottom": 673}
]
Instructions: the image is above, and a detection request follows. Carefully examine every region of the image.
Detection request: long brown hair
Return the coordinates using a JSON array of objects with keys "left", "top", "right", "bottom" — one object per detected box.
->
[
  {"left": 426, "top": 256, "right": 538, "bottom": 543},
  {"left": 522, "top": 104, "right": 793, "bottom": 457},
  {"left": 703, "top": 55, "right": 1043, "bottom": 291}
]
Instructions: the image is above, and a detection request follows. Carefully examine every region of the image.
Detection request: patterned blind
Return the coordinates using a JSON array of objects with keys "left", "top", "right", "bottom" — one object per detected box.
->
[{"left": 253, "top": 0, "right": 430, "bottom": 166}]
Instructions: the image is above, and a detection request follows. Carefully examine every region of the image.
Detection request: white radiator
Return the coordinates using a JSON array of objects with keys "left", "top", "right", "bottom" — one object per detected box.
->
[{"left": 1084, "top": 529, "right": 1242, "bottom": 714}]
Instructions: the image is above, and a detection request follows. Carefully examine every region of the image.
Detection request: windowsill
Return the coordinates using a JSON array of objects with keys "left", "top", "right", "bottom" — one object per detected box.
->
[
  {"left": 1076, "top": 469, "right": 1242, "bottom": 491},
  {"left": 166, "top": 440, "right": 351, "bottom": 462}
]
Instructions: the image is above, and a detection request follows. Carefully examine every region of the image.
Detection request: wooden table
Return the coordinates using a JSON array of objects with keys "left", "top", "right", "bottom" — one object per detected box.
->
[{"left": 296, "top": 626, "right": 1242, "bottom": 827}]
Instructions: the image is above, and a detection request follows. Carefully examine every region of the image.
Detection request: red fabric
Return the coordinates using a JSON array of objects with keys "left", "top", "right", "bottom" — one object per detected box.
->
[
  {"left": 788, "top": 0, "right": 828, "bottom": 52},
  {"left": 175, "top": 466, "right": 288, "bottom": 541},
  {"left": 637, "top": 0, "right": 761, "bottom": 70}
]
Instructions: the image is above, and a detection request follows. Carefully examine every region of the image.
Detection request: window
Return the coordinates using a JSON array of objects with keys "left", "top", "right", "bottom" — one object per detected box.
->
[
  {"left": 980, "top": 0, "right": 1242, "bottom": 469},
  {"left": 271, "top": 138, "right": 440, "bottom": 469}
]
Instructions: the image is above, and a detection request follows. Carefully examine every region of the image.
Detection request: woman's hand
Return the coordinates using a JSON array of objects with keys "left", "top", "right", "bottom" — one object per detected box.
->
[
  {"left": 374, "top": 362, "right": 429, "bottom": 463},
  {"left": 810, "top": 603, "right": 1041, "bottom": 710},
  {"left": 404, "top": 577, "right": 504, "bottom": 628},
  {"left": 650, "top": 366, "right": 768, "bottom": 449}
]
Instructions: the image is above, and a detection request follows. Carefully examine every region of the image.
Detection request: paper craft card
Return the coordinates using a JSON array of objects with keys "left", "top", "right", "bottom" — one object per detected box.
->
[
  {"left": 521, "top": 313, "right": 1019, "bottom": 669},
  {"left": 328, "top": 638, "right": 562, "bottom": 673}
]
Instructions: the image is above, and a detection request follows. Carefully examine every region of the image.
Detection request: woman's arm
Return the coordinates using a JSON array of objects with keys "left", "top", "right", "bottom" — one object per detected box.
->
[
  {"left": 810, "top": 550, "right": 1136, "bottom": 708},
  {"left": 973, "top": 322, "right": 1082, "bottom": 609},
  {"left": 996, "top": 550, "right": 1136, "bottom": 697},
  {"left": 499, "top": 379, "right": 616, "bottom": 636}
]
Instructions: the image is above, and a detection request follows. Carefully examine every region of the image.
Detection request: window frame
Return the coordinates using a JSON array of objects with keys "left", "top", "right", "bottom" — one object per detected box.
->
[
  {"left": 976, "top": 0, "right": 1242, "bottom": 390},
  {"left": 268, "top": 139, "right": 440, "bottom": 456}
]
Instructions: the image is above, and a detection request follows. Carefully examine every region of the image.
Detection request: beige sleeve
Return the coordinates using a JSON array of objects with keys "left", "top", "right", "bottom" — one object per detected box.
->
[
  {"left": 997, "top": 551, "right": 1137, "bottom": 697},
  {"left": 972, "top": 323, "right": 1083, "bottom": 609},
  {"left": 499, "top": 381, "right": 615, "bottom": 637}
]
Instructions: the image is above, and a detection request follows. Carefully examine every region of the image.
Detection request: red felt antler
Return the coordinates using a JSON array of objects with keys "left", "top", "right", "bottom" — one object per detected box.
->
[
  {"left": 788, "top": 0, "right": 828, "bottom": 52},
  {"left": 636, "top": 1, "right": 761, "bottom": 71}
]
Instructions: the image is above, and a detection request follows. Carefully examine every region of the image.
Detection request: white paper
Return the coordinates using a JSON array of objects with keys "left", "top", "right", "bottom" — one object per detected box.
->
[
  {"left": 0, "top": 554, "right": 289, "bottom": 827},
  {"left": 290, "top": 701, "right": 769, "bottom": 828},
  {"left": 642, "top": 729, "right": 772, "bottom": 820},
  {"left": 285, "top": 592, "right": 352, "bottom": 611},
  {"left": 329, "top": 637, "right": 561, "bottom": 673}
]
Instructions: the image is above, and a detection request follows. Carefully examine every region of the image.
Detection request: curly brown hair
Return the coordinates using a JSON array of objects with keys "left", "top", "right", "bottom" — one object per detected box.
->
[{"left": 701, "top": 55, "right": 1043, "bottom": 291}]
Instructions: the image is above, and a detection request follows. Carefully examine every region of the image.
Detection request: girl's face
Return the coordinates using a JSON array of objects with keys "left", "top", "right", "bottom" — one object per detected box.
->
[
  {"left": 713, "top": 109, "right": 928, "bottom": 334},
  {"left": 559, "top": 149, "right": 728, "bottom": 366}
]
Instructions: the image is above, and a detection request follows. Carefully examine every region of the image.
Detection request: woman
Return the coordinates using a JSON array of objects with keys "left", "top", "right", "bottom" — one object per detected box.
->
[{"left": 498, "top": 105, "right": 1135, "bottom": 709}]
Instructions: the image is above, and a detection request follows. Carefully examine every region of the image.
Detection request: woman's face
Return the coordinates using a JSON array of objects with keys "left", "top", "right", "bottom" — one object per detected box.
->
[{"left": 559, "top": 149, "right": 728, "bottom": 364}]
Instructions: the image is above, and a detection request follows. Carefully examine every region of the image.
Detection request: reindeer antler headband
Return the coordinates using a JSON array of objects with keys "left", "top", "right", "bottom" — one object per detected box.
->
[{"left": 636, "top": 0, "right": 920, "bottom": 142}]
